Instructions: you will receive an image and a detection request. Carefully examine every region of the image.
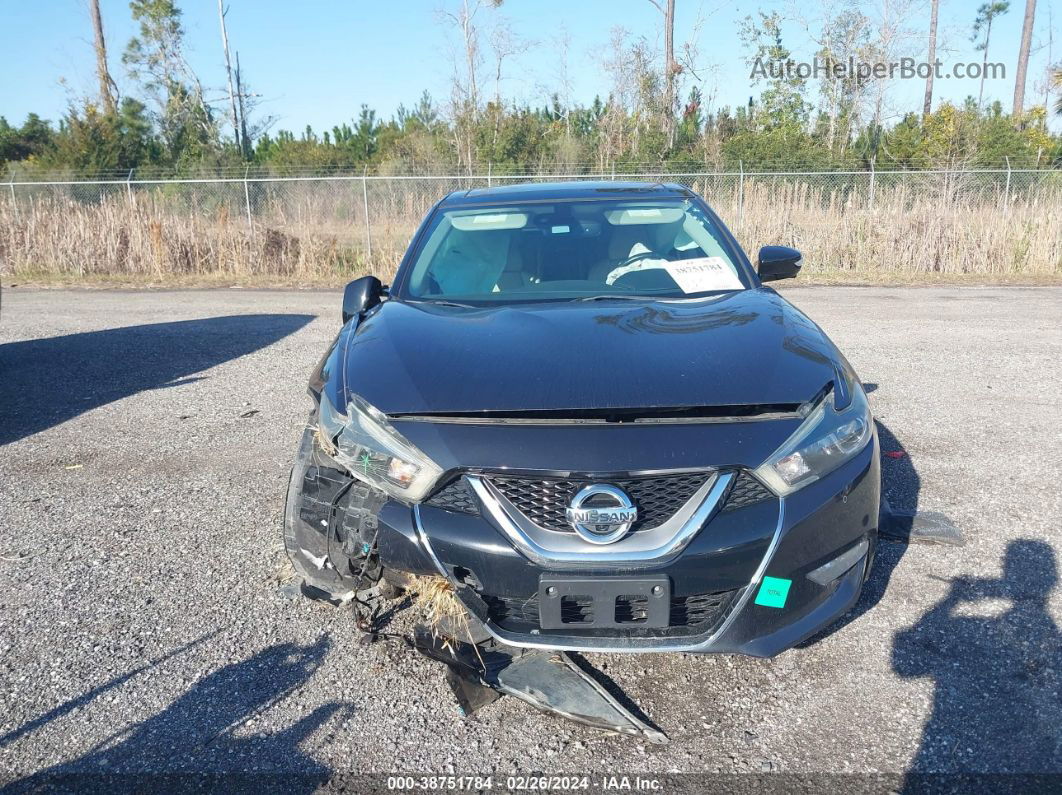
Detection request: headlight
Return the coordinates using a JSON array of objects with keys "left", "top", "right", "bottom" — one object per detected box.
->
[
  {"left": 753, "top": 384, "right": 873, "bottom": 496},
  {"left": 318, "top": 390, "right": 443, "bottom": 503}
]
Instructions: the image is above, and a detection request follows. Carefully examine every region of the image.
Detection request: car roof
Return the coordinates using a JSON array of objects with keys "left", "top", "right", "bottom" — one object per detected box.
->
[{"left": 438, "top": 180, "right": 695, "bottom": 207}]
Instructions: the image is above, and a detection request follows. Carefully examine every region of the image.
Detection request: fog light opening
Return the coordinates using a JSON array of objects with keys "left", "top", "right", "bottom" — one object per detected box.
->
[{"left": 807, "top": 538, "right": 870, "bottom": 586}]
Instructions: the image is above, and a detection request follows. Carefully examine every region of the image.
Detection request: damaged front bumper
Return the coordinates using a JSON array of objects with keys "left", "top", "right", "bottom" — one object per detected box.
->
[
  {"left": 287, "top": 416, "right": 881, "bottom": 657},
  {"left": 282, "top": 419, "right": 389, "bottom": 600}
]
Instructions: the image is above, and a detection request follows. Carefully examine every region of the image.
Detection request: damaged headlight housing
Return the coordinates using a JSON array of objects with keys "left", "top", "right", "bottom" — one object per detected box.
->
[
  {"left": 753, "top": 383, "right": 873, "bottom": 496},
  {"left": 318, "top": 390, "right": 443, "bottom": 503}
]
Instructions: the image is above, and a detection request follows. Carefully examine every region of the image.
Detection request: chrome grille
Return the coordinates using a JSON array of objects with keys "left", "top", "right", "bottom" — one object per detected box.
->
[{"left": 487, "top": 472, "right": 711, "bottom": 533}]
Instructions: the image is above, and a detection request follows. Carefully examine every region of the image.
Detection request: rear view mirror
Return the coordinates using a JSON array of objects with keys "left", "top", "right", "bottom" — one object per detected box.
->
[
  {"left": 757, "top": 246, "right": 802, "bottom": 282},
  {"left": 342, "top": 276, "right": 383, "bottom": 323}
]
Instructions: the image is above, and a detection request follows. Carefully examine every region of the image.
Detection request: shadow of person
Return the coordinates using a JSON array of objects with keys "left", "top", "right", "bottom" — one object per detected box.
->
[
  {"left": 0, "top": 630, "right": 222, "bottom": 748},
  {"left": 894, "top": 540, "right": 1061, "bottom": 783},
  {"left": 10, "top": 636, "right": 349, "bottom": 791},
  {"left": 0, "top": 313, "right": 314, "bottom": 446}
]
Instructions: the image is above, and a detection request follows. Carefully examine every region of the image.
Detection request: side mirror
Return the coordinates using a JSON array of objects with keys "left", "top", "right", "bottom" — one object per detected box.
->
[
  {"left": 342, "top": 276, "right": 383, "bottom": 323},
  {"left": 757, "top": 246, "right": 803, "bottom": 282}
]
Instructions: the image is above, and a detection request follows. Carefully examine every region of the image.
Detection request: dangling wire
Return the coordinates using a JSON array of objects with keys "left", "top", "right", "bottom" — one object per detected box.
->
[{"left": 350, "top": 522, "right": 382, "bottom": 633}]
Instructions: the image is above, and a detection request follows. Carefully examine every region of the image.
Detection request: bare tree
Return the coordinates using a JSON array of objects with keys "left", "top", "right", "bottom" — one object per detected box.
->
[
  {"left": 796, "top": 0, "right": 917, "bottom": 137},
  {"left": 789, "top": 1, "right": 874, "bottom": 155},
  {"left": 1034, "top": 4, "right": 1054, "bottom": 111},
  {"left": 235, "top": 53, "right": 250, "bottom": 156},
  {"left": 972, "top": 2, "right": 1011, "bottom": 108},
  {"left": 88, "top": 0, "right": 118, "bottom": 114},
  {"left": 923, "top": 0, "right": 940, "bottom": 119},
  {"left": 646, "top": 0, "right": 679, "bottom": 146},
  {"left": 460, "top": 0, "right": 481, "bottom": 115},
  {"left": 444, "top": 0, "right": 502, "bottom": 118},
  {"left": 675, "top": 1, "right": 722, "bottom": 163},
  {"left": 831, "top": 11, "right": 874, "bottom": 154},
  {"left": 489, "top": 20, "right": 529, "bottom": 109},
  {"left": 217, "top": 0, "right": 242, "bottom": 153},
  {"left": 865, "top": 0, "right": 920, "bottom": 131},
  {"left": 488, "top": 18, "right": 530, "bottom": 153},
  {"left": 124, "top": 0, "right": 215, "bottom": 148},
  {"left": 554, "top": 26, "right": 574, "bottom": 137},
  {"left": 598, "top": 27, "right": 636, "bottom": 170},
  {"left": 676, "top": 2, "right": 717, "bottom": 79},
  {"left": 1012, "top": 0, "right": 1037, "bottom": 118},
  {"left": 439, "top": 0, "right": 502, "bottom": 171}
]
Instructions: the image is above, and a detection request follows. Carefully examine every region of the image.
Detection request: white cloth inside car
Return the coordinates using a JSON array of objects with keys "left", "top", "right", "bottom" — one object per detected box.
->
[{"left": 604, "top": 227, "right": 700, "bottom": 285}]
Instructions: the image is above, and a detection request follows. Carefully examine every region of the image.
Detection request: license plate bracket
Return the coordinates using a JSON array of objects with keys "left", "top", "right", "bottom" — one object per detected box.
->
[{"left": 538, "top": 575, "right": 671, "bottom": 630}]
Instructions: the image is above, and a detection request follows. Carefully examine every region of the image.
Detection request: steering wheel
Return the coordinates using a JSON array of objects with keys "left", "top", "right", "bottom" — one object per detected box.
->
[
  {"left": 613, "top": 250, "right": 663, "bottom": 269},
  {"left": 603, "top": 250, "right": 666, "bottom": 287}
]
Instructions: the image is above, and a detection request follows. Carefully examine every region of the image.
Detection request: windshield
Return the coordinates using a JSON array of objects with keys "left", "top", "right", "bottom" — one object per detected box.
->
[{"left": 401, "top": 198, "right": 750, "bottom": 303}]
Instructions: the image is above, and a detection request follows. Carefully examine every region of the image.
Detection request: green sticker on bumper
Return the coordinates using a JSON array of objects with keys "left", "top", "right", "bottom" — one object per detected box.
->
[{"left": 754, "top": 576, "right": 792, "bottom": 608}]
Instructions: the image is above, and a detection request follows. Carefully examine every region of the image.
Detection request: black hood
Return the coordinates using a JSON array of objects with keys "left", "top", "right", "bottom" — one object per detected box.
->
[{"left": 339, "top": 289, "right": 841, "bottom": 416}]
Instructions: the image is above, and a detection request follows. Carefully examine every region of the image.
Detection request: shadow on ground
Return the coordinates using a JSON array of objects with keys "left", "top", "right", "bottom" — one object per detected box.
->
[
  {"left": 7, "top": 636, "right": 347, "bottom": 791},
  {"left": 800, "top": 419, "right": 1061, "bottom": 780},
  {"left": 0, "top": 632, "right": 222, "bottom": 749},
  {"left": 0, "top": 314, "right": 314, "bottom": 446},
  {"left": 895, "top": 541, "right": 1061, "bottom": 782}
]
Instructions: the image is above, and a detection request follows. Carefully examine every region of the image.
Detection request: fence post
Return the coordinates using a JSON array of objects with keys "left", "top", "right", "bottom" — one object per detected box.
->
[
  {"left": 1003, "top": 156, "right": 1011, "bottom": 214},
  {"left": 243, "top": 164, "right": 254, "bottom": 240},
  {"left": 487, "top": 161, "right": 492, "bottom": 188},
  {"left": 8, "top": 176, "right": 17, "bottom": 223},
  {"left": 361, "top": 166, "right": 373, "bottom": 266},
  {"left": 868, "top": 157, "right": 876, "bottom": 211},
  {"left": 737, "top": 160, "right": 745, "bottom": 232},
  {"left": 126, "top": 168, "right": 134, "bottom": 203}
]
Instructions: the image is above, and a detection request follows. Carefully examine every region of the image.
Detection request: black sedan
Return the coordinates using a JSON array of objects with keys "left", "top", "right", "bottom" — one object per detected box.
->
[{"left": 284, "top": 181, "right": 879, "bottom": 656}]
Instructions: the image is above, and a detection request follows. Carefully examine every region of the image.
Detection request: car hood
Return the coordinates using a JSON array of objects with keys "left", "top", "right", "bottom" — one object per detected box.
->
[{"left": 339, "top": 289, "right": 842, "bottom": 415}]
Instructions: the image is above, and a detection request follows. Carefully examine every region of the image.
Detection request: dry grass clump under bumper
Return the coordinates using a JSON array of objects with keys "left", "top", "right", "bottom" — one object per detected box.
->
[{"left": 406, "top": 574, "right": 483, "bottom": 649}]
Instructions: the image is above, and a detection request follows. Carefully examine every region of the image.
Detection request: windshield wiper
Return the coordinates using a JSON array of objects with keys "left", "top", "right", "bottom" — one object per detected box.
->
[
  {"left": 578, "top": 290, "right": 737, "bottom": 302},
  {"left": 410, "top": 299, "right": 477, "bottom": 309}
]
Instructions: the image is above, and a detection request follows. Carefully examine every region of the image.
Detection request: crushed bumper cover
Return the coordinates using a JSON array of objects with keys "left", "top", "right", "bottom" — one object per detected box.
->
[{"left": 384, "top": 436, "right": 880, "bottom": 657}]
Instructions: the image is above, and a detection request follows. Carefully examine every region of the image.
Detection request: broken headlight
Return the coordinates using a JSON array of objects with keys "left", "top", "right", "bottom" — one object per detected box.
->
[
  {"left": 318, "top": 390, "right": 443, "bottom": 503},
  {"left": 753, "top": 384, "right": 873, "bottom": 497}
]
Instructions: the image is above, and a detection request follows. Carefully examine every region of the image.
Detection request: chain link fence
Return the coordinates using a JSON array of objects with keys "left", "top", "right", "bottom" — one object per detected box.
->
[{"left": 3, "top": 167, "right": 1061, "bottom": 281}]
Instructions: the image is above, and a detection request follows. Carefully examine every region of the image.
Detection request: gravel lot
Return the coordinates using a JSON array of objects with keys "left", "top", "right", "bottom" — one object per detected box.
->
[{"left": 1, "top": 286, "right": 1060, "bottom": 787}]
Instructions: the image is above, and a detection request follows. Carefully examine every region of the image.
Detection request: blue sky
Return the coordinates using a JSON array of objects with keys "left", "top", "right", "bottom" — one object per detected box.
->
[{"left": 1, "top": 0, "right": 1058, "bottom": 134}]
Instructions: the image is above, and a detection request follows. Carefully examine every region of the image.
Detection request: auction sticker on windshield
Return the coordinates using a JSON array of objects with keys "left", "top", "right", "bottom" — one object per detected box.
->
[{"left": 663, "top": 256, "right": 743, "bottom": 293}]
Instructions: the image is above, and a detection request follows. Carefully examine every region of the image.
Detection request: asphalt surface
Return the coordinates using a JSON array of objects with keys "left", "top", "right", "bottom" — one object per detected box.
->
[{"left": 1, "top": 287, "right": 1060, "bottom": 787}]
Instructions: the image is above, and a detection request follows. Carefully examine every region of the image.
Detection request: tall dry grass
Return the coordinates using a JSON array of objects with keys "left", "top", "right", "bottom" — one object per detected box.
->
[
  {"left": 1, "top": 176, "right": 1059, "bottom": 284},
  {"left": 0, "top": 191, "right": 396, "bottom": 284},
  {"left": 723, "top": 180, "right": 1061, "bottom": 279}
]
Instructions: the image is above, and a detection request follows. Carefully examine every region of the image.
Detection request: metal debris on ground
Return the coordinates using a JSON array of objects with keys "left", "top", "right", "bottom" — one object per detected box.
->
[
  {"left": 879, "top": 497, "right": 964, "bottom": 546},
  {"left": 412, "top": 626, "right": 669, "bottom": 744},
  {"left": 319, "top": 574, "right": 669, "bottom": 742}
]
